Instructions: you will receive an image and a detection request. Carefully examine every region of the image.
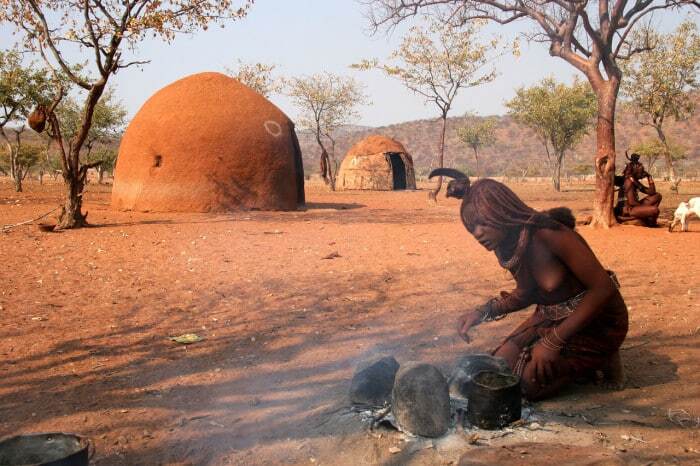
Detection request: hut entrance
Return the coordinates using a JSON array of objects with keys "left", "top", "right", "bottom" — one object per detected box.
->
[{"left": 388, "top": 152, "right": 407, "bottom": 190}]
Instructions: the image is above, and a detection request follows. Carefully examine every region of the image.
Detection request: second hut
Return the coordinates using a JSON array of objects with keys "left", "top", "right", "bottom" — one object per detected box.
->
[{"left": 337, "top": 135, "right": 416, "bottom": 191}]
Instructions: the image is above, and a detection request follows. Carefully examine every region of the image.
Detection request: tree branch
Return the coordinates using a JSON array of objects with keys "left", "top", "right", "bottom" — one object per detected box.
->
[{"left": 26, "top": 0, "right": 91, "bottom": 89}]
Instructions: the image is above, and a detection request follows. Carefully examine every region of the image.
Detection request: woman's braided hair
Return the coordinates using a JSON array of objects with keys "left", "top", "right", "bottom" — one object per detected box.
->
[
  {"left": 428, "top": 169, "right": 575, "bottom": 231},
  {"left": 461, "top": 179, "right": 573, "bottom": 231}
]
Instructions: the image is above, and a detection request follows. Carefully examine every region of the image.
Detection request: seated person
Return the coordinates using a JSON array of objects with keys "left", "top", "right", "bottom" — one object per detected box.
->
[
  {"left": 614, "top": 154, "right": 662, "bottom": 227},
  {"left": 430, "top": 168, "right": 628, "bottom": 401}
]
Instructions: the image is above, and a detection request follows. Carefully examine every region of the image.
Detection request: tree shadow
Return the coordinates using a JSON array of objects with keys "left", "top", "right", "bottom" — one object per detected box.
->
[{"left": 0, "top": 265, "right": 463, "bottom": 465}]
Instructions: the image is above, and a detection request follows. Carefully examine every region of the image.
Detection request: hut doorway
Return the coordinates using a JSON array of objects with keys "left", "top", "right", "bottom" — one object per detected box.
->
[{"left": 388, "top": 152, "right": 407, "bottom": 190}]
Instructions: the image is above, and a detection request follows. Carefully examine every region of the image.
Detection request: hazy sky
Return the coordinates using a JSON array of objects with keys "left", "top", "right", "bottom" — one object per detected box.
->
[{"left": 1, "top": 1, "right": 696, "bottom": 127}]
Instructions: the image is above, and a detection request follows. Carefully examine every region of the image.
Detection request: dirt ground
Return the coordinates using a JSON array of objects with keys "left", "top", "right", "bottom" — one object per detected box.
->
[{"left": 1, "top": 178, "right": 699, "bottom": 466}]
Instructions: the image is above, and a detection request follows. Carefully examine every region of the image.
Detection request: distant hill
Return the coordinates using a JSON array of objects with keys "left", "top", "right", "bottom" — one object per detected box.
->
[
  {"left": 12, "top": 97, "right": 699, "bottom": 180},
  {"left": 297, "top": 96, "right": 700, "bottom": 179}
]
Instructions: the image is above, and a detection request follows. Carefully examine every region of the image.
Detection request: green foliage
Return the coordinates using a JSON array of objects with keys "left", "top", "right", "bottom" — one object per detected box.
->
[
  {"left": 457, "top": 114, "right": 497, "bottom": 152},
  {"left": 506, "top": 77, "right": 596, "bottom": 189},
  {"left": 0, "top": 49, "right": 52, "bottom": 128},
  {"left": 56, "top": 90, "right": 126, "bottom": 144},
  {"left": 353, "top": 18, "right": 502, "bottom": 116},
  {"left": 571, "top": 164, "right": 593, "bottom": 176},
  {"left": 630, "top": 138, "right": 687, "bottom": 171},
  {"left": 225, "top": 61, "right": 281, "bottom": 97},
  {"left": 506, "top": 77, "right": 596, "bottom": 158},
  {"left": 16, "top": 143, "right": 41, "bottom": 170},
  {"left": 621, "top": 21, "right": 700, "bottom": 127},
  {"left": 87, "top": 147, "right": 118, "bottom": 171}
]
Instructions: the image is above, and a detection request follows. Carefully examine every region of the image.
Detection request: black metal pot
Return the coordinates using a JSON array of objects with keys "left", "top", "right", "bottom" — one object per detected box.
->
[
  {"left": 465, "top": 370, "right": 521, "bottom": 430},
  {"left": 0, "top": 432, "right": 92, "bottom": 466}
]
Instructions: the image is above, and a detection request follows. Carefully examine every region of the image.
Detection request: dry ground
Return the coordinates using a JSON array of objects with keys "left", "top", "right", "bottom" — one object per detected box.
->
[{"left": 0, "top": 178, "right": 699, "bottom": 466}]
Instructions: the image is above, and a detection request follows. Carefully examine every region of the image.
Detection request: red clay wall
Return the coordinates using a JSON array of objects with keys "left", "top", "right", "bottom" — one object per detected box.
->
[{"left": 112, "top": 72, "right": 304, "bottom": 212}]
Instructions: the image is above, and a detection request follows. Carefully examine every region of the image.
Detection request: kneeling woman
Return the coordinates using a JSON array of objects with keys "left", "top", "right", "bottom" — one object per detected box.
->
[{"left": 432, "top": 169, "right": 628, "bottom": 401}]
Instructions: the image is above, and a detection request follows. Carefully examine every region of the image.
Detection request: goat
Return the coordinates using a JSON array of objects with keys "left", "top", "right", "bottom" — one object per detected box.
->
[{"left": 669, "top": 197, "right": 700, "bottom": 232}]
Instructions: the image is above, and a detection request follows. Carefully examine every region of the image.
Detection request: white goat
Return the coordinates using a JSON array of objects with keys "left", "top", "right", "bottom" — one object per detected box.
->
[{"left": 669, "top": 197, "right": 700, "bottom": 232}]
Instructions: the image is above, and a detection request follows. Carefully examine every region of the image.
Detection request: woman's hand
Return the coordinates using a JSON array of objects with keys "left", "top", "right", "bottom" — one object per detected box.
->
[
  {"left": 529, "top": 343, "right": 560, "bottom": 386},
  {"left": 457, "top": 308, "right": 484, "bottom": 343}
]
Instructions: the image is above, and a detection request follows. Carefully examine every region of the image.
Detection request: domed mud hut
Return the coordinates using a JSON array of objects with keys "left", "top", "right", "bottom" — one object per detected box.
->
[
  {"left": 112, "top": 72, "right": 305, "bottom": 212},
  {"left": 337, "top": 135, "right": 416, "bottom": 191}
]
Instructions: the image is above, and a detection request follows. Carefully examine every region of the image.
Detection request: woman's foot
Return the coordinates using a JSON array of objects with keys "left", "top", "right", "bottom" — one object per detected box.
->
[{"left": 599, "top": 350, "right": 625, "bottom": 390}]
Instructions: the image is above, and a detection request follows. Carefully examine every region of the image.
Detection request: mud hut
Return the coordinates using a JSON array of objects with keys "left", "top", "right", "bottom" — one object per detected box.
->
[
  {"left": 112, "top": 72, "right": 304, "bottom": 212},
  {"left": 337, "top": 135, "right": 416, "bottom": 191}
]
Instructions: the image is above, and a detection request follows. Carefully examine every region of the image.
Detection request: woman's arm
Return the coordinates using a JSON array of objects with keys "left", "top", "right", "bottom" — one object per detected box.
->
[
  {"left": 458, "top": 286, "right": 534, "bottom": 342},
  {"left": 625, "top": 178, "right": 640, "bottom": 206},
  {"left": 482, "top": 287, "right": 535, "bottom": 321}
]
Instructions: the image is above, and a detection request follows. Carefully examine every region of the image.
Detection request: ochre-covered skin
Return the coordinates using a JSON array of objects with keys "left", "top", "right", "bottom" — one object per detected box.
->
[
  {"left": 337, "top": 134, "right": 416, "bottom": 191},
  {"left": 112, "top": 72, "right": 304, "bottom": 212}
]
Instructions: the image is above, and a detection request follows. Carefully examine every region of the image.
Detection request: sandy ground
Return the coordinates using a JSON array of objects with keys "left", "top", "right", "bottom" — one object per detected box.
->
[{"left": 1, "top": 178, "right": 699, "bottom": 466}]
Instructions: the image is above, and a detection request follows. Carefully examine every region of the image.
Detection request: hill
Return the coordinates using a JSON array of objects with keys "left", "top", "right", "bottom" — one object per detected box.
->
[{"left": 296, "top": 97, "right": 700, "bottom": 179}]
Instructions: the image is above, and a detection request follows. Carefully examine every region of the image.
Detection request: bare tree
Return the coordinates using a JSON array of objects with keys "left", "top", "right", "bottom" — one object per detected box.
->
[
  {"left": 363, "top": 0, "right": 699, "bottom": 226},
  {"left": 287, "top": 72, "right": 369, "bottom": 190},
  {"left": 354, "top": 17, "right": 502, "bottom": 203},
  {"left": 621, "top": 20, "right": 700, "bottom": 192},
  {"left": 225, "top": 60, "right": 282, "bottom": 97},
  {"left": 1, "top": 0, "right": 252, "bottom": 229}
]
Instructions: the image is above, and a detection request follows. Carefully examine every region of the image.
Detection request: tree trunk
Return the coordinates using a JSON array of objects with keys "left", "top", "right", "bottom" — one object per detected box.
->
[
  {"left": 590, "top": 85, "right": 618, "bottom": 228},
  {"left": 552, "top": 152, "right": 563, "bottom": 192},
  {"left": 428, "top": 114, "right": 448, "bottom": 203},
  {"left": 654, "top": 125, "right": 680, "bottom": 192},
  {"left": 56, "top": 170, "right": 87, "bottom": 229},
  {"left": 473, "top": 147, "right": 480, "bottom": 178},
  {"left": 316, "top": 130, "right": 334, "bottom": 190},
  {"left": 97, "top": 168, "right": 104, "bottom": 184},
  {"left": 10, "top": 149, "right": 23, "bottom": 192},
  {"left": 13, "top": 169, "right": 23, "bottom": 192},
  {"left": 55, "top": 84, "right": 106, "bottom": 229}
]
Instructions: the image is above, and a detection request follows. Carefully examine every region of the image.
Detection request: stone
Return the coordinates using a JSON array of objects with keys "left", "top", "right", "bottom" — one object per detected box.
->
[
  {"left": 448, "top": 353, "right": 511, "bottom": 399},
  {"left": 349, "top": 356, "right": 399, "bottom": 407},
  {"left": 392, "top": 362, "right": 450, "bottom": 438}
]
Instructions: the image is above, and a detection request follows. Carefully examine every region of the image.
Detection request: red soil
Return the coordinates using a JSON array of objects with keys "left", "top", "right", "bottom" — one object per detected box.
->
[{"left": 1, "top": 179, "right": 699, "bottom": 465}]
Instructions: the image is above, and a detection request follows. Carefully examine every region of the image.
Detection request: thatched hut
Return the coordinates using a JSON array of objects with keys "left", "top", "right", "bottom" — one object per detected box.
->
[
  {"left": 337, "top": 135, "right": 416, "bottom": 191},
  {"left": 112, "top": 72, "right": 305, "bottom": 212}
]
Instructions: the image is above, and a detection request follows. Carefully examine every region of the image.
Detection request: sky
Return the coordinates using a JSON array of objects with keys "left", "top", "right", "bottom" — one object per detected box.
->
[{"left": 1, "top": 1, "right": 696, "bottom": 127}]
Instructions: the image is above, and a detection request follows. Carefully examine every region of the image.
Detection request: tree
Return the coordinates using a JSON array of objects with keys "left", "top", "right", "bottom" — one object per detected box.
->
[
  {"left": 56, "top": 90, "right": 125, "bottom": 183},
  {"left": 1, "top": 0, "right": 252, "bottom": 229},
  {"left": 354, "top": 18, "right": 502, "bottom": 202},
  {"left": 621, "top": 20, "right": 700, "bottom": 192},
  {"left": 287, "top": 72, "right": 369, "bottom": 190},
  {"left": 0, "top": 49, "right": 51, "bottom": 192},
  {"left": 225, "top": 60, "right": 282, "bottom": 97},
  {"left": 456, "top": 113, "right": 497, "bottom": 178},
  {"left": 506, "top": 77, "right": 597, "bottom": 191},
  {"left": 629, "top": 137, "right": 687, "bottom": 176},
  {"left": 86, "top": 147, "right": 118, "bottom": 184},
  {"left": 364, "top": 0, "right": 699, "bottom": 226}
]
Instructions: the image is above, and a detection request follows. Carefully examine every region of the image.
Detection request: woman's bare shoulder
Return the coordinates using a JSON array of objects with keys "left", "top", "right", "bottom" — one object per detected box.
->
[{"left": 533, "top": 227, "right": 592, "bottom": 255}]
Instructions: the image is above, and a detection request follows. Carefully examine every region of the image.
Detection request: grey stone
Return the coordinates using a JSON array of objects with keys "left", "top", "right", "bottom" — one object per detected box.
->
[
  {"left": 392, "top": 362, "right": 450, "bottom": 438},
  {"left": 349, "top": 355, "right": 400, "bottom": 407},
  {"left": 448, "top": 353, "right": 511, "bottom": 399}
]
